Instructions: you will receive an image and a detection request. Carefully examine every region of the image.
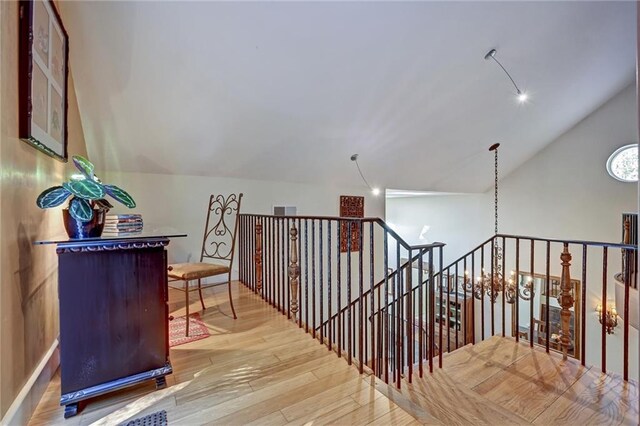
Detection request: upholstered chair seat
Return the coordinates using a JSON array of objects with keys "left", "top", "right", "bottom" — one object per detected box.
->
[{"left": 168, "top": 263, "right": 230, "bottom": 281}]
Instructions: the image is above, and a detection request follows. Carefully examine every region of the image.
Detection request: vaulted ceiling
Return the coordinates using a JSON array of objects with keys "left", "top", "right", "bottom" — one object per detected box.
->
[{"left": 60, "top": 1, "right": 636, "bottom": 193}]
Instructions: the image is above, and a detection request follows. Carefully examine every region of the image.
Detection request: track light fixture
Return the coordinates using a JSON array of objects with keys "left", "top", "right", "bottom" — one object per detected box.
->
[
  {"left": 350, "top": 154, "right": 380, "bottom": 196},
  {"left": 484, "top": 49, "right": 528, "bottom": 103}
]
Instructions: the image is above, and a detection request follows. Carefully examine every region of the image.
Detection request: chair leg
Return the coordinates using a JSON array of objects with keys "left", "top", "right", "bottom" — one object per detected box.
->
[
  {"left": 198, "top": 279, "right": 206, "bottom": 311},
  {"left": 185, "top": 281, "right": 190, "bottom": 337},
  {"left": 228, "top": 272, "right": 237, "bottom": 319}
]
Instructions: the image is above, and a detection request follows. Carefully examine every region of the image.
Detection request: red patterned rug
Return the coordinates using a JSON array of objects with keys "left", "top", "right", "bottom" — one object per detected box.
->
[{"left": 169, "top": 312, "right": 211, "bottom": 347}]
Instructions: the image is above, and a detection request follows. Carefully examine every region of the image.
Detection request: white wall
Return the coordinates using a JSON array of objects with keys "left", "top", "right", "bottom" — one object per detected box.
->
[
  {"left": 103, "top": 171, "right": 385, "bottom": 266},
  {"left": 386, "top": 83, "right": 639, "bottom": 377},
  {"left": 499, "top": 83, "right": 637, "bottom": 241},
  {"left": 386, "top": 193, "right": 492, "bottom": 265}
]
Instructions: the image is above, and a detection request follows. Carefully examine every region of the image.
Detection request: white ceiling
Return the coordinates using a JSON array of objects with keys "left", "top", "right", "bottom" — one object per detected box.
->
[{"left": 60, "top": 1, "right": 636, "bottom": 193}]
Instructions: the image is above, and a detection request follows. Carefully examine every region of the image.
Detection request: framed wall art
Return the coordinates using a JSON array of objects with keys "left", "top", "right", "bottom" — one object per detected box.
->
[
  {"left": 19, "top": 0, "right": 69, "bottom": 162},
  {"left": 339, "top": 195, "right": 364, "bottom": 252}
]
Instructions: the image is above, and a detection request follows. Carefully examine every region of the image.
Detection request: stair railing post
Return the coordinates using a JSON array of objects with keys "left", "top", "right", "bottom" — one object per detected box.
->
[
  {"left": 289, "top": 223, "right": 300, "bottom": 320},
  {"left": 255, "top": 220, "right": 263, "bottom": 294},
  {"left": 622, "top": 218, "right": 631, "bottom": 285},
  {"left": 558, "top": 243, "right": 574, "bottom": 361}
]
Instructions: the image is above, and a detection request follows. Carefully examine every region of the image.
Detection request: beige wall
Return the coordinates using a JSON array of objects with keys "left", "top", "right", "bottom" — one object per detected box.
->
[{"left": 0, "top": 0, "right": 87, "bottom": 418}]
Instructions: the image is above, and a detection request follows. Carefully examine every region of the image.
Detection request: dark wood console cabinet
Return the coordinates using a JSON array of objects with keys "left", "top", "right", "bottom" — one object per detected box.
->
[{"left": 36, "top": 233, "right": 185, "bottom": 418}]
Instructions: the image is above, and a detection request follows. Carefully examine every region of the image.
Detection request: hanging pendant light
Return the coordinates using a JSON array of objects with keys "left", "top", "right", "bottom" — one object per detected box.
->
[{"left": 465, "top": 143, "right": 533, "bottom": 303}]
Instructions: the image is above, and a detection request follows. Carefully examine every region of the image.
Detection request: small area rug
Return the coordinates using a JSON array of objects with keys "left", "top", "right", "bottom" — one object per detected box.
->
[
  {"left": 121, "top": 410, "right": 167, "bottom": 426},
  {"left": 169, "top": 313, "right": 211, "bottom": 347}
]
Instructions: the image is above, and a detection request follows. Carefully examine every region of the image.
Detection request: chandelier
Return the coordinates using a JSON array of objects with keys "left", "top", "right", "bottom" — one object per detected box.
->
[
  {"left": 464, "top": 143, "right": 533, "bottom": 303},
  {"left": 505, "top": 271, "right": 534, "bottom": 303},
  {"left": 464, "top": 244, "right": 503, "bottom": 302}
]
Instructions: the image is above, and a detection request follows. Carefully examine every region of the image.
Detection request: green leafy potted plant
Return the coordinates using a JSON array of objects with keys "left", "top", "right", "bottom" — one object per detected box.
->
[{"left": 36, "top": 155, "right": 136, "bottom": 239}]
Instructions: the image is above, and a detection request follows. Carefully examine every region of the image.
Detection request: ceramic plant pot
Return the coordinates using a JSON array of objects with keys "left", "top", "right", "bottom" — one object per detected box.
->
[{"left": 62, "top": 208, "right": 106, "bottom": 239}]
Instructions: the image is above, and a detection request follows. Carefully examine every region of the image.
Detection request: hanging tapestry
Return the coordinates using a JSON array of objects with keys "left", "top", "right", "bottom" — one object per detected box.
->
[{"left": 339, "top": 195, "right": 364, "bottom": 252}]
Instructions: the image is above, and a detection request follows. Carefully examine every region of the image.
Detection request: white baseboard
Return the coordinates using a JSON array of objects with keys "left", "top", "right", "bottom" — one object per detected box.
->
[{"left": 1, "top": 339, "right": 60, "bottom": 426}]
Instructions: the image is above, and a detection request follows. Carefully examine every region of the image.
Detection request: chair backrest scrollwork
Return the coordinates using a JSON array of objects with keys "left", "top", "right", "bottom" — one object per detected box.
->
[{"left": 200, "top": 193, "right": 244, "bottom": 264}]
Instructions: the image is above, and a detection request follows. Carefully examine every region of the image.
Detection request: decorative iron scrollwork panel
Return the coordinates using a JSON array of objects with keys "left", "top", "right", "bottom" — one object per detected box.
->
[{"left": 203, "top": 193, "right": 242, "bottom": 260}]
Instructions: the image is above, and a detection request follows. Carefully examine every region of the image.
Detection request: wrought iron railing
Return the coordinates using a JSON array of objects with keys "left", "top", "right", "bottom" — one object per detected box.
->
[
  {"left": 418, "top": 233, "right": 637, "bottom": 381},
  {"left": 237, "top": 213, "right": 445, "bottom": 388},
  {"left": 238, "top": 215, "right": 637, "bottom": 385}
]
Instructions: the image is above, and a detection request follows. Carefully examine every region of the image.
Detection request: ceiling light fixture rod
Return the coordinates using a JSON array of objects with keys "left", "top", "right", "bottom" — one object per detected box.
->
[
  {"left": 485, "top": 49, "right": 527, "bottom": 103},
  {"left": 351, "top": 154, "right": 380, "bottom": 196},
  {"left": 485, "top": 49, "right": 522, "bottom": 94},
  {"left": 351, "top": 154, "right": 372, "bottom": 190}
]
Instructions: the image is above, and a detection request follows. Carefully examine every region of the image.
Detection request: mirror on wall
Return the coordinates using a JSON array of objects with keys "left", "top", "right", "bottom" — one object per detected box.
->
[{"left": 512, "top": 272, "right": 581, "bottom": 359}]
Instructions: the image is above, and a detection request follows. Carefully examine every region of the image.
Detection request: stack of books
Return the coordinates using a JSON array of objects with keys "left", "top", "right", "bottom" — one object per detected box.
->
[{"left": 104, "top": 214, "right": 143, "bottom": 235}]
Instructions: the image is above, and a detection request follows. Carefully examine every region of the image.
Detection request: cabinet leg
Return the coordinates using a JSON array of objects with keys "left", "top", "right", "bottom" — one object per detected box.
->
[
  {"left": 64, "top": 403, "right": 79, "bottom": 418},
  {"left": 155, "top": 376, "right": 167, "bottom": 390}
]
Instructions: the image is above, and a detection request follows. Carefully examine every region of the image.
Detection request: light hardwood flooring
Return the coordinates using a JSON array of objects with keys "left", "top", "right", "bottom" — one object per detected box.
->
[
  {"left": 29, "top": 283, "right": 638, "bottom": 425},
  {"left": 29, "top": 283, "right": 419, "bottom": 426},
  {"left": 373, "top": 335, "right": 639, "bottom": 425}
]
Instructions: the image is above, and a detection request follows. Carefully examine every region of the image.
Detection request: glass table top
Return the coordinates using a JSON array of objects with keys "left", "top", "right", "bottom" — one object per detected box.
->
[{"left": 34, "top": 227, "right": 187, "bottom": 245}]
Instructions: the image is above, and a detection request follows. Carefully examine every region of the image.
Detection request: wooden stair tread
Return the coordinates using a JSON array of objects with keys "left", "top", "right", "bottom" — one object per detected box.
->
[
  {"left": 472, "top": 344, "right": 588, "bottom": 422},
  {"left": 375, "top": 335, "right": 637, "bottom": 426},
  {"left": 367, "top": 366, "right": 530, "bottom": 425},
  {"left": 440, "top": 335, "right": 536, "bottom": 387},
  {"left": 533, "top": 366, "right": 639, "bottom": 425},
  {"left": 405, "top": 369, "right": 531, "bottom": 425}
]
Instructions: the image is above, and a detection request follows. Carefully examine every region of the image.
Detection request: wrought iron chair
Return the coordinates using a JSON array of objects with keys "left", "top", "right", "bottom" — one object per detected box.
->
[{"left": 168, "top": 193, "right": 243, "bottom": 336}]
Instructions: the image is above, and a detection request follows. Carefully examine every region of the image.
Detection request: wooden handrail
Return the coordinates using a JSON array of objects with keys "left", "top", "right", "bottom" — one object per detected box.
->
[
  {"left": 238, "top": 213, "right": 445, "bottom": 252},
  {"left": 495, "top": 233, "right": 636, "bottom": 250}
]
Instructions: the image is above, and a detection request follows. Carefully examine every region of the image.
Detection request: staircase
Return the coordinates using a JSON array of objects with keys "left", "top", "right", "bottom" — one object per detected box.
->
[{"left": 238, "top": 213, "right": 639, "bottom": 423}]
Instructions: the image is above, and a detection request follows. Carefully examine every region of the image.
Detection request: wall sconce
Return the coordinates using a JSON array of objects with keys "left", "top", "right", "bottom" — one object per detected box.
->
[{"left": 596, "top": 302, "right": 618, "bottom": 334}]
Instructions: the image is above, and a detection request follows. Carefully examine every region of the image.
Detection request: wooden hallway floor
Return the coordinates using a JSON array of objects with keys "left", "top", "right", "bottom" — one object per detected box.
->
[
  {"left": 29, "top": 283, "right": 638, "bottom": 425},
  {"left": 29, "top": 284, "right": 419, "bottom": 426}
]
